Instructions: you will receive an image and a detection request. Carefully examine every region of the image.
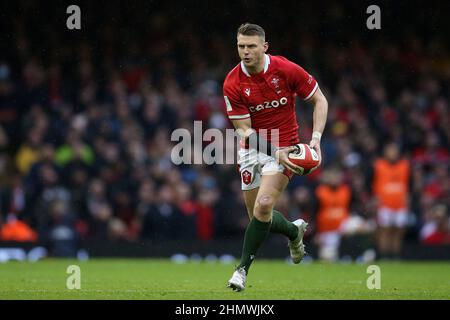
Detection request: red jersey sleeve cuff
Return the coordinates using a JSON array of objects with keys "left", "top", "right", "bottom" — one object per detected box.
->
[
  {"left": 303, "top": 82, "right": 319, "bottom": 100},
  {"left": 228, "top": 114, "right": 251, "bottom": 120}
]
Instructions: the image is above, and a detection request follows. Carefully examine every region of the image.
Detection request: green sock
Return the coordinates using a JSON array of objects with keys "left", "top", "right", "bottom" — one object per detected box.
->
[
  {"left": 270, "top": 210, "right": 299, "bottom": 241},
  {"left": 238, "top": 217, "right": 271, "bottom": 273}
]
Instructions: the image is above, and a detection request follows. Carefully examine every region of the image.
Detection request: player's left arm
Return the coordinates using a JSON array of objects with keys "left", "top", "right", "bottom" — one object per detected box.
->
[
  {"left": 282, "top": 57, "right": 328, "bottom": 166},
  {"left": 306, "top": 86, "right": 328, "bottom": 166}
]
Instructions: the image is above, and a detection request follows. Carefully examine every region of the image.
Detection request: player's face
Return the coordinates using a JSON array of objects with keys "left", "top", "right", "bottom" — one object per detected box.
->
[{"left": 237, "top": 34, "right": 268, "bottom": 71}]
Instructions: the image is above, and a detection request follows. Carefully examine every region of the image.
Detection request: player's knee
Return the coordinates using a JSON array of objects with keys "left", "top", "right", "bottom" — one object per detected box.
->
[{"left": 255, "top": 194, "right": 275, "bottom": 216}]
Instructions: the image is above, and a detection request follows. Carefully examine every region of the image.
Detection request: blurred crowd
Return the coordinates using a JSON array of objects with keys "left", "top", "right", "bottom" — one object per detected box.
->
[{"left": 0, "top": 1, "right": 449, "bottom": 257}]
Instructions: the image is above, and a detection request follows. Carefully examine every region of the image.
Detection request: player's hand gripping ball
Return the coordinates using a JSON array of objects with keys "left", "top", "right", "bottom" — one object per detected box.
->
[{"left": 288, "top": 143, "right": 320, "bottom": 175}]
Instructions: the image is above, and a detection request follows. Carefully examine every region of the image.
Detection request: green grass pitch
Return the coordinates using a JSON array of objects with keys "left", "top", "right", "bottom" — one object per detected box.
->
[{"left": 0, "top": 259, "right": 449, "bottom": 299}]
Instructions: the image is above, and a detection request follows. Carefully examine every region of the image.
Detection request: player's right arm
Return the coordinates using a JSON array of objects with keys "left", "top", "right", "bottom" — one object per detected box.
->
[
  {"left": 224, "top": 74, "right": 300, "bottom": 173},
  {"left": 230, "top": 118, "right": 300, "bottom": 173}
]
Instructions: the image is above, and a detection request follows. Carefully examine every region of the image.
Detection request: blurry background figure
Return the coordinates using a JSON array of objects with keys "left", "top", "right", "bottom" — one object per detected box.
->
[
  {"left": 195, "top": 188, "right": 218, "bottom": 241},
  {"left": 292, "top": 186, "right": 314, "bottom": 224},
  {"left": 139, "top": 184, "right": 183, "bottom": 240},
  {"left": 39, "top": 200, "right": 79, "bottom": 257},
  {"left": 373, "top": 143, "right": 410, "bottom": 259},
  {"left": 290, "top": 186, "right": 315, "bottom": 244},
  {"left": 0, "top": 213, "right": 37, "bottom": 242},
  {"left": 420, "top": 204, "right": 450, "bottom": 245},
  {"left": 315, "top": 168, "right": 351, "bottom": 261},
  {"left": 86, "top": 179, "right": 113, "bottom": 239},
  {"left": 174, "top": 182, "right": 198, "bottom": 240}
]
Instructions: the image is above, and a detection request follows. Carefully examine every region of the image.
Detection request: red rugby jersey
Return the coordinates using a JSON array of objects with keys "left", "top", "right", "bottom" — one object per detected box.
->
[{"left": 223, "top": 54, "right": 318, "bottom": 147}]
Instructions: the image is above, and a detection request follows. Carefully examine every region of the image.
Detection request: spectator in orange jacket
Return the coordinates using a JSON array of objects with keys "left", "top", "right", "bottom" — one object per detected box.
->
[
  {"left": 315, "top": 168, "right": 351, "bottom": 261},
  {"left": 372, "top": 142, "right": 410, "bottom": 259},
  {"left": 0, "top": 214, "right": 38, "bottom": 242}
]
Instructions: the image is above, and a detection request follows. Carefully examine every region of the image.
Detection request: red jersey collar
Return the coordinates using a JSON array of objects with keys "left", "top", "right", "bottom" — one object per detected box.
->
[{"left": 240, "top": 54, "right": 271, "bottom": 77}]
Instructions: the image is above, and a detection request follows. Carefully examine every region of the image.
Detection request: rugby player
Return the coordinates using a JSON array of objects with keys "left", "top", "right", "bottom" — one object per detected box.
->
[{"left": 223, "top": 23, "right": 328, "bottom": 291}]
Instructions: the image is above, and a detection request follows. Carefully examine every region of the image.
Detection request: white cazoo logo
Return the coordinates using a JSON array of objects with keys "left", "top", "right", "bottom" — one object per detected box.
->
[{"left": 249, "top": 97, "right": 288, "bottom": 113}]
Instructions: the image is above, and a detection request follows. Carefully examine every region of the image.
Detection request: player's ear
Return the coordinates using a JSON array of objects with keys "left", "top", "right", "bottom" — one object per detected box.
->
[{"left": 263, "top": 42, "right": 269, "bottom": 52}]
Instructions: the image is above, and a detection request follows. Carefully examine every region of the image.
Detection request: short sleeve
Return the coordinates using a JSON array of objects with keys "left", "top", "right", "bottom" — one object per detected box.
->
[
  {"left": 284, "top": 59, "right": 318, "bottom": 100},
  {"left": 223, "top": 82, "right": 250, "bottom": 120}
]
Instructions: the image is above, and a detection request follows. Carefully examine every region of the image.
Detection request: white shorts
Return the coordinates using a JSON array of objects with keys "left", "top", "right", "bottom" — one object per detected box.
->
[
  {"left": 317, "top": 231, "right": 341, "bottom": 261},
  {"left": 377, "top": 207, "right": 408, "bottom": 228},
  {"left": 317, "top": 231, "right": 341, "bottom": 248},
  {"left": 237, "top": 148, "right": 292, "bottom": 191}
]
